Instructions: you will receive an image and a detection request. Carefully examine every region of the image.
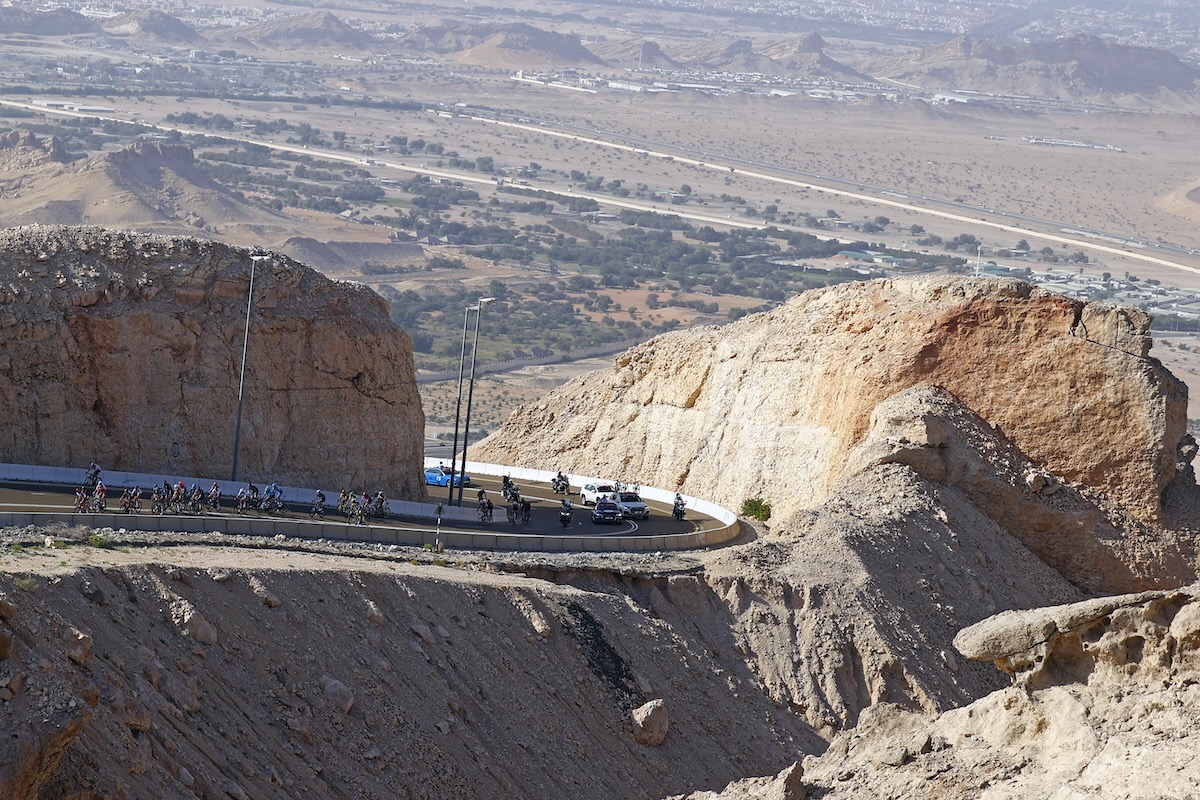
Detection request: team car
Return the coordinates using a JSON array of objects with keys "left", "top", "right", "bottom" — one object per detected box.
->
[
  {"left": 615, "top": 491, "right": 649, "bottom": 520},
  {"left": 423, "top": 466, "right": 472, "bottom": 487},
  {"left": 580, "top": 482, "right": 619, "bottom": 506},
  {"left": 590, "top": 499, "right": 623, "bottom": 524}
]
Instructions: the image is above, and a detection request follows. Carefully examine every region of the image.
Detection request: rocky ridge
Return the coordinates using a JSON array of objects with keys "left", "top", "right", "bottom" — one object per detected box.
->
[
  {"left": 0, "top": 225, "right": 424, "bottom": 497},
  {"left": 681, "top": 584, "right": 1200, "bottom": 799},
  {"left": 477, "top": 275, "right": 1200, "bottom": 737},
  {"left": 477, "top": 276, "right": 1191, "bottom": 531}
]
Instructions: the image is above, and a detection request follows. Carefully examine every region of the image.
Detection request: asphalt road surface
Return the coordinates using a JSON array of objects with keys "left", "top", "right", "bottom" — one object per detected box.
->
[{"left": 0, "top": 475, "right": 719, "bottom": 539}]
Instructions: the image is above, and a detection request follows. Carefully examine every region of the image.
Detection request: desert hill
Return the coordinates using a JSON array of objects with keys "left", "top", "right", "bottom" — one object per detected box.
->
[
  {"left": 275, "top": 236, "right": 425, "bottom": 271},
  {"left": 677, "top": 37, "right": 864, "bottom": 82},
  {"left": 587, "top": 38, "right": 683, "bottom": 71},
  {"left": 870, "top": 34, "right": 1200, "bottom": 100},
  {"left": 447, "top": 23, "right": 606, "bottom": 69},
  {"left": 392, "top": 20, "right": 608, "bottom": 68},
  {"left": 221, "top": 11, "right": 376, "bottom": 50},
  {"left": 0, "top": 226, "right": 424, "bottom": 496},
  {"left": 100, "top": 10, "right": 201, "bottom": 43},
  {"left": 0, "top": 136, "right": 298, "bottom": 242},
  {"left": 0, "top": 6, "right": 98, "bottom": 35}
]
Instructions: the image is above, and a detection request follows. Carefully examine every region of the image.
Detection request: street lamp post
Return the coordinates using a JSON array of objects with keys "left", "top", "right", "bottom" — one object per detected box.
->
[
  {"left": 231, "top": 254, "right": 270, "bottom": 482},
  {"left": 446, "top": 305, "right": 472, "bottom": 506},
  {"left": 456, "top": 297, "right": 494, "bottom": 506}
]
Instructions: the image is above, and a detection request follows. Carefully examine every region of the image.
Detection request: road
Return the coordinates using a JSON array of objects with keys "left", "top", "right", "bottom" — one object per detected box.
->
[
  {"left": 0, "top": 475, "right": 718, "bottom": 539},
  {"left": 4, "top": 96, "right": 1196, "bottom": 280}
]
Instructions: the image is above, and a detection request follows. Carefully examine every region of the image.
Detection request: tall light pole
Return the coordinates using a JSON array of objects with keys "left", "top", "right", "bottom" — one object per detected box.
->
[
  {"left": 446, "top": 304, "right": 472, "bottom": 506},
  {"left": 231, "top": 254, "right": 270, "bottom": 482},
  {"left": 457, "top": 297, "right": 494, "bottom": 506}
]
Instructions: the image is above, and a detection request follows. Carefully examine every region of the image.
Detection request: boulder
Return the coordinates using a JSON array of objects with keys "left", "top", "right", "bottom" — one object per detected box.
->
[
  {"left": 320, "top": 675, "right": 354, "bottom": 714},
  {"left": 631, "top": 698, "right": 669, "bottom": 746}
]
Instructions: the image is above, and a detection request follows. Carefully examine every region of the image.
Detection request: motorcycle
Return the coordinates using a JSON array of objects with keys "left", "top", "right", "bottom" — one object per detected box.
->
[
  {"left": 502, "top": 484, "right": 521, "bottom": 503},
  {"left": 672, "top": 501, "right": 686, "bottom": 521},
  {"left": 550, "top": 475, "right": 569, "bottom": 494},
  {"left": 559, "top": 509, "right": 572, "bottom": 528}
]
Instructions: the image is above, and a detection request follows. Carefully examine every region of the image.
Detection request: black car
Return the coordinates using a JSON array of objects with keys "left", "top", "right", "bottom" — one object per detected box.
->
[{"left": 590, "top": 499, "right": 623, "bottom": 524}]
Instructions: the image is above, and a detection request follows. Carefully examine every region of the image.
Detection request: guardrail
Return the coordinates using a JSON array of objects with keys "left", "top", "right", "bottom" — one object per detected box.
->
[
  {"left": 423, "top": 458, "right": 741, "bottom": 550},
  {"left": 0, "top": 462, "right": 741, "bottom": 552}
]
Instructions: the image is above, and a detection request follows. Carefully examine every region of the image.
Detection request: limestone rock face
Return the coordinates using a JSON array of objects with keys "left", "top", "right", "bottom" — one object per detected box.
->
[
  {"left": 681, "top": 585, "right": 1200, "bottom": 799},
  {"left": 0, "top": 225, "right": 423, "bottom": 498},
  {"left": 477, "top": 277, "right": 1186, "bottom": 523}
]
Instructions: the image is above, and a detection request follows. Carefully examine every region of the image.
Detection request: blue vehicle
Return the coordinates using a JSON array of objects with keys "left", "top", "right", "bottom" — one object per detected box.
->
[{"left": 423, "top": 466, "right": 472, "bottom": 487}]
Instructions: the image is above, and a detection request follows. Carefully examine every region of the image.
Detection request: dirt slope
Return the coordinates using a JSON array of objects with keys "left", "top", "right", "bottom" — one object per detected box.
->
[{"left": 0, "top": 544, "right": 819, "bottom": 799}]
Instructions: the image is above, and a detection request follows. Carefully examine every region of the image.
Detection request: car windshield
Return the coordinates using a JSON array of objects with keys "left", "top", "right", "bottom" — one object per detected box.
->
[
  {"left": 596, "top": 485, "right": 615, "bottom": 492},
  {"left": 597, "top": 501, "right": 618, "bottom": 509},
  {"left": 619, "top": 493, "right": 641, "bottom": 502}
]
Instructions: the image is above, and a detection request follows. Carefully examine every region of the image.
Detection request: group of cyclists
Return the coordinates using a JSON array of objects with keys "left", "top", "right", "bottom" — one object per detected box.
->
[
  {"left": 77, "top": 461, "right": 682, "bottom": 527},
  {"left": 476, "top": 475, "right": 546, "bottom": 525},
  {"left": 326, "top": 489, "right": 390, "bottom": 525}
]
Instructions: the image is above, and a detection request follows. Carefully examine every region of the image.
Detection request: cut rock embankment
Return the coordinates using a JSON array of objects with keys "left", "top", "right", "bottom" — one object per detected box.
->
[{"left": 0, "top": 226, "right": 424, "bottom": 499}]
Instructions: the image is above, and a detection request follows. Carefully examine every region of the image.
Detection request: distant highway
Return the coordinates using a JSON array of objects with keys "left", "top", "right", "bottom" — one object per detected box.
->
[{"left": 3, "top": 96, "right": 1198, "bottom": 280}]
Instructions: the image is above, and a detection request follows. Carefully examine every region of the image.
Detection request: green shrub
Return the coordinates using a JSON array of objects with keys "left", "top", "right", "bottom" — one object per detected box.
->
[
  {"left": 86, "top": 534, "right": 112, "bottom": 549},
  {"left": 740, "top": 498, "right": 772, "bottom": 521},
  {"left": 13, "top": 575, "right": 38, "bottom": 592}
]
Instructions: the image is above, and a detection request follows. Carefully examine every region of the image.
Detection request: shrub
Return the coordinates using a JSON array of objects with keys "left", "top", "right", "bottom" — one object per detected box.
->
[
  {"left": 740, "top": 498, "right": 772, "bottom": 521},
  {"left": 86, "top": 534, "right": 112, "bottom": 549},
  {"left": 13, "top": 575, "right": 38, "bottom": 592}
]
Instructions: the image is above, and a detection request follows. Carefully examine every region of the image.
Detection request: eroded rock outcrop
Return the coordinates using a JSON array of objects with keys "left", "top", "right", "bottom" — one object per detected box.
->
[
  {"left": 680, "top": 585, "right": 1200, "bottom": 799},
  {"left": 478, "top": 276, "right": 1188, "bottom": 524},
  {"left": 0, "top": 225, "right": 423, "bottom": 497}
]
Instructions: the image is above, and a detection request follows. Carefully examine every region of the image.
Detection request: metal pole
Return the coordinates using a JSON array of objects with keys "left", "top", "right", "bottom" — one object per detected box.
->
[
  {"left": 457, "top": 298, "right": 494, "bottom": 506},
  {"left": 231, "top": 255, "right": 268, "bottom": 482},
  {"left": 447, "top": 305, "right": 471, "bottom": 505}
]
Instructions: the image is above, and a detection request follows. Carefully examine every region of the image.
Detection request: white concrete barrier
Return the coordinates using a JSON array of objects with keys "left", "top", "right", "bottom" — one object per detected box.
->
[{"left": 0, "top": 462, "right": 741, "bottom": 551}]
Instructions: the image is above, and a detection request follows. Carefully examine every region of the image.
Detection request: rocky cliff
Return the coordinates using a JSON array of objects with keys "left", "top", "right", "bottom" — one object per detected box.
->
[
  {"left": 678, "top": 584, "right": 1200, "bottom": 799},
  {"left": 477, "top": 276, "right": 1190, "bottom": 538},
  {"left": 0, "top": 225, "right": 424, "bottom": 498},
  {"left": 475, "top": 275, "right": 1200, "bottom": 740}
]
